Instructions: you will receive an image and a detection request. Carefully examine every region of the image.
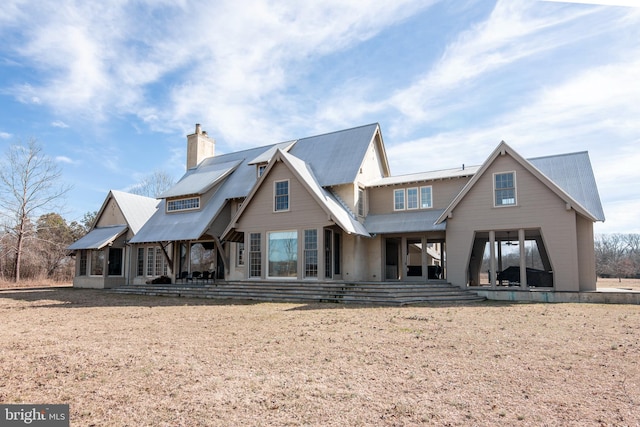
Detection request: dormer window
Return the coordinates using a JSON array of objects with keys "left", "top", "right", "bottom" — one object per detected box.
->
[
  {"left": 167, "top": 196, "right": 200, "bottom": 212},
  {"left": 257, "top": 164, "right": 267, "bottom": 178}
]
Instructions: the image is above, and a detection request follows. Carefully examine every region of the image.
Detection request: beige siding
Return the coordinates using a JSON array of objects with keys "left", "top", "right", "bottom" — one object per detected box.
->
[
  {"left": 238, "top": 161, "right": 332, "bottom": 232},
  {"left": 446, "top": 154, "right": 581, "bottom": 291},
  {"left": 576, "top": 214, "right": 596, "bottom": 291},
  {"left": 368, "top": 177, "right": 471, "bottom": 215},
  {"left": 96, "top": 197, "right": 126, "bottom": 227},
  {"left": 357, "top": 134, "right": 388, "bottom": 184}
]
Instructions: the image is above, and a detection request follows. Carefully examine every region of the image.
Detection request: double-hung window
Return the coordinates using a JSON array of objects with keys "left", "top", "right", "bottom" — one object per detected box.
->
[
  {"left": 394, "top": 189, "right": 405, "bottom": 210},
  {"left": 407, "top": 188, "right": 418, "bottom": 210},
  {"left": 494, "top": 172, "right": 516, "bottom": 206},
  {"left": 420, "top": 186, "right": 432, "bottom": 209},
  {"left": 274, "top": 180, "right": 289, "bottom": 212}
]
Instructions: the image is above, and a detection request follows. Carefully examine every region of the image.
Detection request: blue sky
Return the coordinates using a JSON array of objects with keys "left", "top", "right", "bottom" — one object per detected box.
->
[{"left": 1, "top": 0, "right": 638, "bottom": 234}]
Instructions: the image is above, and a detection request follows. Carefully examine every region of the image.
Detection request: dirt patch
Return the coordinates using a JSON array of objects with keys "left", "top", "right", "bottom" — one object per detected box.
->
[
  {"left": 0, "top": 288, "right": 638, "bottom": 426},
  {"left": 597, "top": 277, "right": 640, "bottom": 291}
]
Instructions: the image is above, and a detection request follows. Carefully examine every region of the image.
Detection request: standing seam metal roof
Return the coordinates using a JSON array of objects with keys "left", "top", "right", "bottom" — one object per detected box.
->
[{"left": 131, "top": 124, "right": 380, "bottom": 243}]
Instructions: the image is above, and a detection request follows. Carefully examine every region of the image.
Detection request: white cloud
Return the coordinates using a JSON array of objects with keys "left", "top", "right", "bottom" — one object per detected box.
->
[
  {"left": 51, "top": 120, "right": 69, "bottom": 128},
  {"left": 55, "top": 155, "right": 74, "bottom": 164},
  {"left": 0, "top": 131, "right": 11, "bottom": 139}
]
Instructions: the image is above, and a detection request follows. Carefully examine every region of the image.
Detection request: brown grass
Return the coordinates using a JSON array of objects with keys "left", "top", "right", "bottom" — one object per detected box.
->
[{"left": 0, "top": 287, "right": 639, "bottom": 426}]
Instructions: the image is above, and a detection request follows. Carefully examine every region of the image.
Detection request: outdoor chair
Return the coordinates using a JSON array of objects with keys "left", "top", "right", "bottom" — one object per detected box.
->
[
  {"left": 191, "top": 271, "right": 202, "bottom": 283},
  {"left": 201, "top": 270, "right": 211, "bottom": 284}
]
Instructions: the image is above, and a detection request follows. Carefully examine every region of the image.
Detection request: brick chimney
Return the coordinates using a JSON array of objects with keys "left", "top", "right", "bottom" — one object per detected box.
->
[{"left": 186, "top": 123, "right": 215, "bottom": 169}]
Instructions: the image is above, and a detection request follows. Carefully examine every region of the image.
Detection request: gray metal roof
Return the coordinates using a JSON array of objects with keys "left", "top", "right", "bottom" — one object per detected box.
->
[
  {"left": 159, "top": 159, "right": 242, "bottom": 198},
  {"left": 109, "top": 190, "right": 159, "bottom": 234},
  {"left": 132, "top": 124, "right": 380, "bottom": 243},
  {"left": 67, "top": 225, "right": 127, "bottom": 250},
  {"left": 281, "top": 150, "right": 369, "bottom": 236},
  {"left": 289, "top": 123, "right": 379, "bottom": 187},
  {"left": 248, "top": 140, "right": 296, "bottom": 165},
  {"left": 364, "top": 209, "right": 446, "bottom": 234},
  {"left": 368, "top": 165, "right": 480, "bottom": 187},
  {"left": 529, "top": 151, "right": 605, "bottom": 221}
]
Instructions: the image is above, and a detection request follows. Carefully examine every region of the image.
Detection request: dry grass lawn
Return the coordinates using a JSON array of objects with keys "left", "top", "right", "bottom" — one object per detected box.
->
[{"left": 0, "top": 286, "right": 639, "bottom": 426}]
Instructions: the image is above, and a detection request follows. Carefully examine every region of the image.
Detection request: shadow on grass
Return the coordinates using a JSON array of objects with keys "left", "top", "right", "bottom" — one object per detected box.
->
[
  {"left": 284, "top": 299, "right": 528, "bottom": 311},
  {"left": 0, "top": 286, "right": 528, "bottom": 310},
  {"left": 0, "top": 287, "right": 263, "bottom": 309}
]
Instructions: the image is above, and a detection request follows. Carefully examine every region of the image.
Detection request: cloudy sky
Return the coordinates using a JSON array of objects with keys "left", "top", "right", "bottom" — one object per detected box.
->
[{"left": 0, "top": 0, "right": 638, "bottom": 233}]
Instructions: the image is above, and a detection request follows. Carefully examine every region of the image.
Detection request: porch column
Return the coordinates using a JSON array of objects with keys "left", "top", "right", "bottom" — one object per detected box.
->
[
  {"left": 519, "top": 229, "right": 527, "bottom": 288},
  {"left": 489, "top": 230, "right": 496, "bottom": 288},
  {"left": 440, "top": 241, "right": 446, "bottom": 280},
  {"left": 422, "top": 236, "right": 428, "bottom": 280},
  {"left": 401, "top": 237, "right": 407, "bottom": 280}
]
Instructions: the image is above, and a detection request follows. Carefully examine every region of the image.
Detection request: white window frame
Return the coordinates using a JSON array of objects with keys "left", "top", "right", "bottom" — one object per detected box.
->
[
  {"left": 357, "top": 187, "right": 365, "bottom": 217},
  {"left": 420, "top": 186, "right": 433, "bottom": 209},
  {"left": 393, "top": 189, "right": 405, "bottom": 211},
  {"left": 236, "top": 242, "right": 245, "bottom": 267},
  {"left": 267, "top": 230, "right": 298, "bottom": 279},
  {"left": 494, "top": 171, "right": 517, "bottom": 207},
  {"left": 274, "top": 179, "right": 290, "bottom": 212},
  {"left": 257, "top": 164, "right": 267, "bottom": 178},
  {"left": 167, "top": 196, "right": 200, "bottom": 212},
  {"left": 407, "top": 187, "right": 419, "bottom": 210}
]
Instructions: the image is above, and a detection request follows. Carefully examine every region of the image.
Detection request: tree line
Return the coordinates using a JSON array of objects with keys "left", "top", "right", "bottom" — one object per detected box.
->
[
  {"left": 0, "top": 138, "right": 173, "bottom": 283},
  {"left": 595, "top": 233, "right": 640, "bottom": 281}
]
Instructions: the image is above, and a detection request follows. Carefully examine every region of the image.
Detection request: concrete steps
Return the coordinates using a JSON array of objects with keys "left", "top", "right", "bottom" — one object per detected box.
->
[{"left": 110, "top": 280, "right": 485, "bottom": 305}]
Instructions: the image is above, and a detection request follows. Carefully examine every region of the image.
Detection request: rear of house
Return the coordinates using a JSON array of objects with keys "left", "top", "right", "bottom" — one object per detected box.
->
[{"left": 68, "top": 123, "right": 604, "bottom": 297}]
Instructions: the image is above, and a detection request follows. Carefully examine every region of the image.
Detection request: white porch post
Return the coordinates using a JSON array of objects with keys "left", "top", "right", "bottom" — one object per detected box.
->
[
  {"left": 489, "top": 230, "right": 496, "bottom": 288},
  {"left": 519, "top": 228, "right": 527, "bottom": 288}
]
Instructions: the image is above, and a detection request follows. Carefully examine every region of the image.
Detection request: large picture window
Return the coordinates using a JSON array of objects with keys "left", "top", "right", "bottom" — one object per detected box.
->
[
  {"left": 268, "top": 231, "right": 298, "bottom": 278},
  {"left": 274, "top": 180, "right": 289, "bottom": 211},
  {"left": 495, "top": 172, "right": 516, "bottom": 206}
]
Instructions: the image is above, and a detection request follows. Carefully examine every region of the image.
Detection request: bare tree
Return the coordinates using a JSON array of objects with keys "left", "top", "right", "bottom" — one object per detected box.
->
[
  {"left": 0, "top": 139, "right": 71, "bottom": 282},
  {"left": 129, "top": 170, "right": 175, "bottom": 198}
]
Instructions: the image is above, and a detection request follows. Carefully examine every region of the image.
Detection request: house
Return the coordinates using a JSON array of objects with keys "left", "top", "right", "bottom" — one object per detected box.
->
[
  {"left": 67, "top": 190, "right": 158, "bottom": 288},
  {"left": 69, "top": 123, "right": 605, "bottom": 296}
]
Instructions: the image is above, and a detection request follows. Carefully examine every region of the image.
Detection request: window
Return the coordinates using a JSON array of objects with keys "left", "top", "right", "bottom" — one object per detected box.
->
[
  {"left": 357, "top": 188, "right": 365, "bottom": 217},
  {"left": 167, "top": 197, "right": 200, "bottom": 212},
  {"left": 108, "top": 248, "right": 123, "bottom": 276},
  {"left": 268, "top": 231, "right": 298, "bottom": 278},
  {"left": 249, "top": 233, "right": 261, "bottom": 278},
  {"left": 274, "top": 180, "right": 289, "bottom": 211},
  {"left": 258, "top": 164, "right": 267, "bottom": 177},
  {"left": 495, "top": 172, "right": 516, "bottom": 206},
  {"left": 140, "top": 246, "right": 167, "bottom": 277},
  {"left": 79, "top": 250, "right": 87, "bottom": 276},
  {"left": 236, "top": 242, "right": 245, "bottom": 267},
  {"left": 146, "top": 247, "right": 155, "bottom": 276},
  {"left": 407, "top": 188, "right": 418, "bottom": 210},
  {"left": 90, "top": 250, "right": 104, "bottom": 276},
  {"left": 137, "top": 248, "right": 144, "bottom": 276},
  {"left": 394, "top": 189, "right": 405, "bottom": 210},
  {"left": 304, "top": 229, "right": 318, "bottom": 278},
  {"left": 420, "top": 186, "right": 433, "bottom": 209}
]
